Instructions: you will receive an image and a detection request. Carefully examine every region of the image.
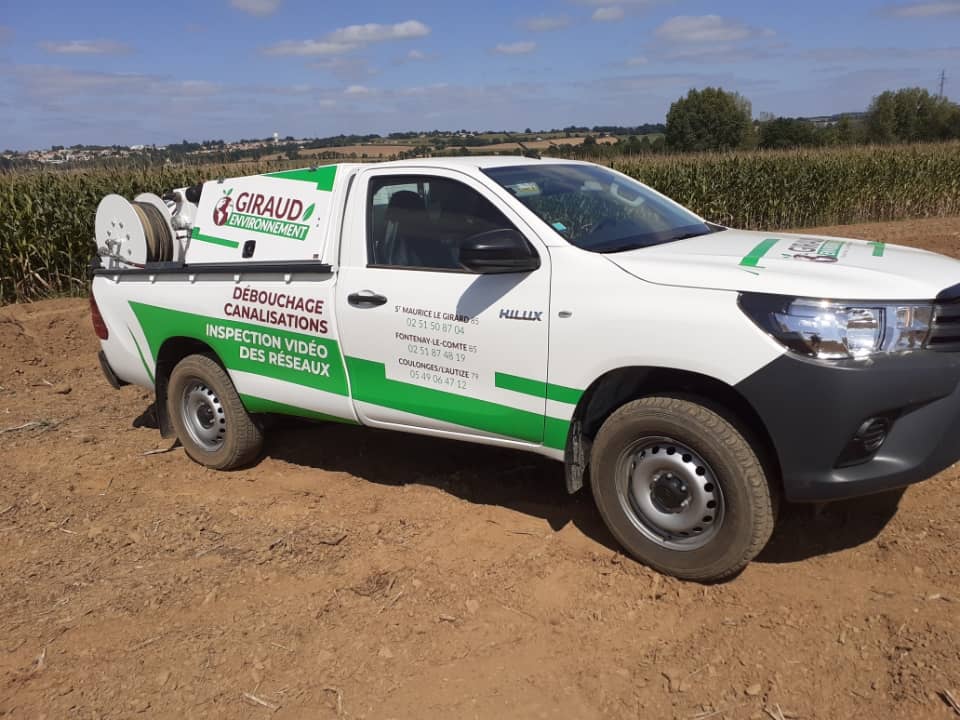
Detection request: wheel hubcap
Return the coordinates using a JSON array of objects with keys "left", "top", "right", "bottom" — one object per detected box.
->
[
  {"left": 617, "top": 437, "right": 724, "bottom": 551},
  {"left": 180, "top": 380, "right": 226, "bottom": 452},
  {"left": 650, "top": 472, "right": 690, "bottom": 513}
]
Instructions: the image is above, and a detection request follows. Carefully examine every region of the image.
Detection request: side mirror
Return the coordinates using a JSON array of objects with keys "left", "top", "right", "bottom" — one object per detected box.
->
[{"left": 458, "top": 229, "right": 540, "bottom": 274}]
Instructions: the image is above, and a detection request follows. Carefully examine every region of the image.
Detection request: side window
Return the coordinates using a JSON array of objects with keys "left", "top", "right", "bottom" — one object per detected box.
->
[{"left": 368, "top": 175, "right": 517, "bottom": 270}]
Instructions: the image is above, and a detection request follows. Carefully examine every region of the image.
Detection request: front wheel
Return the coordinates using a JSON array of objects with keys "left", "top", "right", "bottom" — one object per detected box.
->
[
  {"left": 590, "top": 396, "right": 776, "bottom": 582},
  {"left": 167, "top": 354, "right": 263, "bottom": 470}
]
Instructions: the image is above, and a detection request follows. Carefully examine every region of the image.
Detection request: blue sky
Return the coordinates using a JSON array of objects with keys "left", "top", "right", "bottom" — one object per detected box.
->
[{"left": 1, "top": 0, "right": 959, "bottom": 149}]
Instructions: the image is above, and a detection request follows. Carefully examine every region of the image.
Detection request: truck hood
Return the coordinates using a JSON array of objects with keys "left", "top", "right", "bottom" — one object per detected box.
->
[{"left": 606, "top": 229, "right": 960, "bottom": 300}]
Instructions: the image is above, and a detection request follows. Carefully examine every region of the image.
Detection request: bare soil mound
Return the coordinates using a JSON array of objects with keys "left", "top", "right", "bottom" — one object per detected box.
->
[{"left": 1, "top": 217, "right": 959, "bottom": 719}]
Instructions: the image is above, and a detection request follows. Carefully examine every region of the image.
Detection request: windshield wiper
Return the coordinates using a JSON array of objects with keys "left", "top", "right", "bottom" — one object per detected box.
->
[
  {"left": 594, "top": 242, "right": 649, "bottom": 254},
  {"left": 590, "top": 225, "right": 725, "bottom": 254},
  {"left": 665, "top": 229, "right": 713, "bottom": 242}
]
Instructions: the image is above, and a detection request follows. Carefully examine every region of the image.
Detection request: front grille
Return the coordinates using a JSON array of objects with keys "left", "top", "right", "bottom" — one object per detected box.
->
[{"left": 928, "top": 301, "right": 960, "bottom": 352}]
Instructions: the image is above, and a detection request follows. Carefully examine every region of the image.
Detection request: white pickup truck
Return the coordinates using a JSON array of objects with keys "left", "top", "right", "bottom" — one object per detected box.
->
[{"left": 90, "top": 157, "right": 960, "bottom": 581}]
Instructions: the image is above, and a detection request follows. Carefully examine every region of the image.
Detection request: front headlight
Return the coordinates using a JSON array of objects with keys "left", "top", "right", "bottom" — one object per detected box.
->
[{"left": 739, "top": 293, "right": 932, "bottom": 360}]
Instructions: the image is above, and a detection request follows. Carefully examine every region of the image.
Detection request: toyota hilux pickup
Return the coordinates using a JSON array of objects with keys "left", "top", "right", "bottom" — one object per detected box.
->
[{"left": 89, "top": 157, "right": 960, "bottom": 581}]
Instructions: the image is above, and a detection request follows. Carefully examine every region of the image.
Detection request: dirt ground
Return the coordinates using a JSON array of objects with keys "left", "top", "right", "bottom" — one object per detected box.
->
[{"left": 2, "top": 217, "right": 959, "bottom": 720}]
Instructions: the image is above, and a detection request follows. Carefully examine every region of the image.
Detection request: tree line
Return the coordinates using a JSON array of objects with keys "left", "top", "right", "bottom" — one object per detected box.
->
[
  {"left": 677, "top": 86, "right": 960, "bottom": 151},
  {"left": 542, "top": 86, "right": 960, "bottom": 160}
]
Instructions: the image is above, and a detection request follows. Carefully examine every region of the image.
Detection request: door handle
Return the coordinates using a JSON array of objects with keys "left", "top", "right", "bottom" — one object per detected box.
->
[{"left": 347, "top": 291, "right": 388, "bottom": 308}]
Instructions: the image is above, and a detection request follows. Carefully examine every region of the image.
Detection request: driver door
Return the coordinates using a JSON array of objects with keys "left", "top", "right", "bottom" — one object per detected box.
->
[{"left": 335, "top": 168, "right": 551, "bottom": 446}]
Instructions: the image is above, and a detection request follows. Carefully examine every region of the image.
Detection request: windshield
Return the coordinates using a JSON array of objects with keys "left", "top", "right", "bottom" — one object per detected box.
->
[{"left": 483, "top": 163, "right": 722, "bottom": 253}]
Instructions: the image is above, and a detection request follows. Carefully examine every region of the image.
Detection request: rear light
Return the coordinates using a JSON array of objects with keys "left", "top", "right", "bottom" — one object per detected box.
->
[{"left": 90, "top": 293, "right": 109, "bottom": 340}]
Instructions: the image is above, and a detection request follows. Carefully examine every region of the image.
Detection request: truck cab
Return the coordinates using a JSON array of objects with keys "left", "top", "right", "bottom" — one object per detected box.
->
[{"left": 90, "top": 157, "right": 960, "bottom": 581}]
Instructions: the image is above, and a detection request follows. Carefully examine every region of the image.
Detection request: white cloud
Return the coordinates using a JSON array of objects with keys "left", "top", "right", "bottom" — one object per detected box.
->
[
  {"left": 264, "top": 20, "right": 430, "bottom": 56},
  {"left": 626, "top": 55, "right": 649, "bottom": 66},
  {"left": 581, "top": 71, "right": 774, "bottom": 96},
  {"left": 230, "top": 0, "right": 282, "bottom": 16},
  {"left": 648, "top": 15, "right": 779, "bottom": 64},
  {"left": 655, "top": 15, "right": 772, "bottom": 44},
  {"left": 266, "top": 40, "right": 353, "bottom": 56},
  {"left": 327, "top": 20, "right": 430, "bottom": 44},
  {"left": 662, "top": 45, "right": 782, "bottom": 63},
  {"left": 40, "top": 40, "right": 132, "bottom": 55},
  {"left": 887, "top": 0, "right": 960, "bottom": 16},
  {"left": 344, "top": 84, "right": 373, "bottom": 95},
  {"left": 522, "top": 15, "right": 571, "bottom": 32},
  {"left": 0, "top": 25, "right": 11, "bottom": 44},
  {"left": 398, "top": 82, "right": 451, "bottom": 96},
  {"left": 492, "top": 41, "right": 537, "bottom": 55},
  {"left": 14, "top": 65, "right": 222, "bottom": 104},
  {"left": 592, "top": 7, "right": 625, "bottom": 22}
]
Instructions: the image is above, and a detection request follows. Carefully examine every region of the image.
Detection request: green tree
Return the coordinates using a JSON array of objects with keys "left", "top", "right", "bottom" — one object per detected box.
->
[
  {"left": 835, "top": 116, "right": 859, "bottom": 145},
  {"left": 665, "top": 87, "right": 753, "bottom": 152},
  {"left": 758, "top": 117, "right": 819, "bottom": 149},
  {"left": 866, "top": 87, "right": 960, "bottom": 143}
]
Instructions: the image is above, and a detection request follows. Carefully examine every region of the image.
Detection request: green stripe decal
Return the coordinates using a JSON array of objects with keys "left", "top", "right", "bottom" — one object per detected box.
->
[
  {"left": 739, "top": 238, "right": 779, "bottom": 267},
  {"left": 347, "top": 357, "right": 572, "bottom": 445},
  {"left": 495, "top": 371, "right": 583, "bottom": 405},
  {"left": 128, "top": 327, "right": 155, "bottom": 384},
  {"left": 546, "top": 383, "right": 583, "bottom": 405},
  {"left": 265, "top": 165, "right": 338, "bottom": 191},
  {"left": 495, "top": 372, "right": 546, "bottom": 398},
  {"left": 869, "top": 241, "right": 886, "bottom": 257},
  {"left": 240, "top": 395, "right": 358, "bottom": 425},
  {"left": 543, "top": 417, "right": 571, "bottom": 451},
  {"left": 191, "top": 227, "right": 240, "bottom": 249},
  {"left": 128, "top": 302, "right": 348, "bottom": 396}
]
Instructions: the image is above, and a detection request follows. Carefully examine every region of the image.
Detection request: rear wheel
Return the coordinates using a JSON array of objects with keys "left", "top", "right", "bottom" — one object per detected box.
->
[
  {"left": 590, "top": 396, "right": 776, "bottom": 582},
  {"left": 167, "top": 354, "right": 263, "bottom": 470}
]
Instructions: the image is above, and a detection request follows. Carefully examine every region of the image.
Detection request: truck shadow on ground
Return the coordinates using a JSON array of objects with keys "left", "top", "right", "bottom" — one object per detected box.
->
[
  {"left": 265, "top": 417, "right": 617, "bottom": 551},
  {"left": 263, "top": 417, "right": 904, "bottom": 567},
  {"left": 757, "top": 488, "right": 904, "bottom": 564}
]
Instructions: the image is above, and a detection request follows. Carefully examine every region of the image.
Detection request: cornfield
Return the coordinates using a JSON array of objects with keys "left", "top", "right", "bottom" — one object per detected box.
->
[
  {"left": 3, "top": 143, "right": 960, "bottom": 305},
  {"left": 612, "top": 142, "right": 960, "bottom": 229},
  {"left": 0, "top": 160, "right": 299, "bottom": 305}
]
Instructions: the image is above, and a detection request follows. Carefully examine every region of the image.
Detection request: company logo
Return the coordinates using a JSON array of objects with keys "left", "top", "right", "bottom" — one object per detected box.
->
[
  {"left": 780, "top": 239, "right": 845, "bottom": 264},
  {"left": 210, "top": 188, "right": 317, "bottom": 242},
  {"left": 234, "top": 192, "right": 305, "bottom": 221},
  {"left": 213, "top": 195, "right": 232, "bottom": 226},
  {"left": 499, "top": 308, "right": 543, "bottom": 322}
]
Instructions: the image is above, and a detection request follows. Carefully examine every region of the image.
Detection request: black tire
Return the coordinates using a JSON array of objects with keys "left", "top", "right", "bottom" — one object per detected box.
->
[
  {"left": 166, "top": 354, "right": 263, "bottom": 470},
  {"left": 590, "top": 396, "right": 776, "bottom": 582}
]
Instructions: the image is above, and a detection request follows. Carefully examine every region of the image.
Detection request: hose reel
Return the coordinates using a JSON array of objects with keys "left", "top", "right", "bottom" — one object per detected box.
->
[{"left": 95, "top": 193, "right": 178, "bottom": 266}]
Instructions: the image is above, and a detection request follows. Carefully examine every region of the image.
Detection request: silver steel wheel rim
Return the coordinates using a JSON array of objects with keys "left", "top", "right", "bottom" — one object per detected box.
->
[
  {"left": 180, "top": 379, "right": 226, "bottom": 452},
  {"left": 615, "top": 436, "right": 724, "bottom": 551}
]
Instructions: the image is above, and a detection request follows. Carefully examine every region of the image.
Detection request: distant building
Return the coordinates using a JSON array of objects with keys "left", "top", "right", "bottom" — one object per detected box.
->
[{"left": 802, "top": 112, "right": 867, "bottom": 128}]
